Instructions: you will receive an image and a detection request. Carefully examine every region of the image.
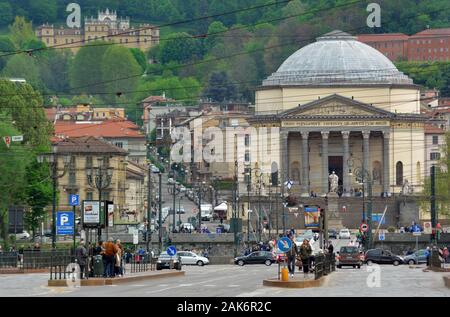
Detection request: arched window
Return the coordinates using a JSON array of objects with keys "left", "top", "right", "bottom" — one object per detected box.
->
[
  {"left": 396, "top": 161, "right": 403, "bottom": 186},
  {"left": 290, "top": 161, "right": 301, "bottom": 183}
]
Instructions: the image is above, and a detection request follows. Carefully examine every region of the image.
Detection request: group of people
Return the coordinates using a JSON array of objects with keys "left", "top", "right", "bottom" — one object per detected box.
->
[
  {"left": 286, "top": 233, "right": 314, "bottom": 277},
  {"left": 75, "top": 238, "right": 124, "bottom": 279}
]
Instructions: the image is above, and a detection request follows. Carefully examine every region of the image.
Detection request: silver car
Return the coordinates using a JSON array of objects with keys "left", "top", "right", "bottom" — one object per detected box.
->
[{"left": 178, "top": 251, "right": 209, "bottom": 266}]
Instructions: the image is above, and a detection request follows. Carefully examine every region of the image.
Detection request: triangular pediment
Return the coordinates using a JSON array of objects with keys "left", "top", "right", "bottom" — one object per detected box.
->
[{"left": 279, "top": 94, "right": 393, "bottom": 118}]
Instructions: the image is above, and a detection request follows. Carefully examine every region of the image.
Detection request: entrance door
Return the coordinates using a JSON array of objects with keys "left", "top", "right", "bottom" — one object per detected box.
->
[{"left": 328, "top": 156, "right": 343, "bottom": 189}]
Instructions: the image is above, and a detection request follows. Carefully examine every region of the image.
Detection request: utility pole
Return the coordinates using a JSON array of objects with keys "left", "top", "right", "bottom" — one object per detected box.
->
[
  {"left": 146, "top": 163, "right": 152, "bottom": 251},
  {"left": 172, "top": 167, "right": 176, "bottom": 233},
  {"left": 367, "top": 180, "right": 373, "bottom": 249},
  {"left": 233, "top": 160, "right": 238, "bottom": 257},
  {"left": 197, "top": 180, "right": 202, "bottom": 232},
  {"left": 247, "top": 167, "right": 251, "bottom": 243},
  {"left": 158, "top": 172, "right": 162, "bottom": 252},
  {"left": 430, "top": 165, "right": 437, "bottom": 244}
]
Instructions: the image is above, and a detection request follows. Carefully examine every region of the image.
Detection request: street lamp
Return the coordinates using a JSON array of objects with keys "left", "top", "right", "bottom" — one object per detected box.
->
[
  {"left": 196, "top": 179, "right": 207, "bottom": 232},
  {"left": 254, "top": 168, "right": 263, "bottom": 243},
  {"left": 247, "top": 209, "right": 253, "bottom": 243},
  {"left": 37, "top": 146, "right": 70, "bottom": 249},
  {"left": 86, "top": 157, "right": 113, "bottom": 242},
  {"left": 348, "top": 157, "right": 373, "bottom": 249}
]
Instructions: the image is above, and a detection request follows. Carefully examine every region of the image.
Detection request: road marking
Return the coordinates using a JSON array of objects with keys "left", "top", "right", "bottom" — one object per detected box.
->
[
  {"left": 179, "top": 284, "right": 193, "bottom": 287},
  {"left": 227, "top": 285, "right": 240, "bottom": 288},
  {"left": 204, "top": 285, "right": 216, "bottom": 287},
  {"left": 158, "top": 284, "right": 169, "bottom": 287}
]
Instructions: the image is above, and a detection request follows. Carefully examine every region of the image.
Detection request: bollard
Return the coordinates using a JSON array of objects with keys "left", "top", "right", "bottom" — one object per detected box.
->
[{"left": 281, "top": 267, "right": 289, "bottom": 281}]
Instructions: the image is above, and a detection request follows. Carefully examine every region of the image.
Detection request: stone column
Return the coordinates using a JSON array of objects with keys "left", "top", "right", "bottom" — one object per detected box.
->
[
  {"left": 383, "top": 131, "right": 391, "bottom": 196},
  {"left": 280, "top": 131, "right": 289, "bottom": 185},
  {"left": 342, "top": 131, "right": 351, "bottom": 197},
  {"left": 362, "top": 131, "right": 371, "bottom": 197},
  {"left": 321, "top": 131, "right": 329, "bottom": 196},
  {"left": 301, "top": 131, "right": 310, "bottom": 197}
]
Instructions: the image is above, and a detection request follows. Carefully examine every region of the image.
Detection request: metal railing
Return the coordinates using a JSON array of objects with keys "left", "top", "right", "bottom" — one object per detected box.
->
[
  {"left": 1, "top": 250, "right": 73, "bottom": 271},
  {"left": 129, "top": 254, "right": 156, "bottom": 274},
  {"left": 315, "top": 253, "right": 336, "bottom": 280}
]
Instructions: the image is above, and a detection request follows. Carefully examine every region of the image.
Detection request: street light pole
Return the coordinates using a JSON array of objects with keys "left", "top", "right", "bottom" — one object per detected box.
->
[
  {"left": 158, "top": 172, "right": 162, "bottom": 252},
  {"left": 172, "top": 165, "right": 177, "bottom": 233}
]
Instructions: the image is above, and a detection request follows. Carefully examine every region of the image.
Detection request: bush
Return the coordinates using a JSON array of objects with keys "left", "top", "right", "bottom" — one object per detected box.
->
[{"left": 387, "top": 226, "right": 396, "bottom": 233}]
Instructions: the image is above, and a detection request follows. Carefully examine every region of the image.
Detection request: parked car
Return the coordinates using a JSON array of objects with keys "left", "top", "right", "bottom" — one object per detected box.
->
[
  {"left": 404, "top": 249, "right": 428, "bottom": 265},
  {"left": 176, "top": 206, "right": 186, "bottom": 214},
  {"left": 234, "top": 251, "right": 276, "bottom": 266},
  {"left": 365, "top": 249, "right": 404, "bottom": 266},
  {"left": 150, "top": 165, "right": 160, "bottom": 173},
  {"left": 339, "top": 228, "right": 351, "bottom": 239},
  {"left": 336, "top": 246, "right": 363, "bottom": 269},
  {"left": 167, "top": 178, "right": 175, "bottom": 185},
  {"left": 179, "top": 186, "right": 186, "bottom": 193},
  {"left": 156, "top": 252, "right": 182, "bottom": 270},
  {"left": 180, "top": 223, "right": 194, "bottom": 232},
  {"left": 178, "top": 251, "right": 209, "bottom": 266},
  {"left": 328, "top": 229, "right": 338, "bottom": 239},
  {"left": 14, "top": 231, "right": 30, "bottom": 240}
]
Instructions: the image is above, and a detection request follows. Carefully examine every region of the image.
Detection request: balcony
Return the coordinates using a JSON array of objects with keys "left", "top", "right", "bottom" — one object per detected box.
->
[{"left": 64, "top": 184, "right": 79, "bottom": 191}]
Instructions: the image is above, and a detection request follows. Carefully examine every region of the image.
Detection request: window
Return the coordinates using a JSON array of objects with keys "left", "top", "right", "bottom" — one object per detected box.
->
[
  {"left": 115, "top": 142, "right": 123, "bottom": 148},
  {"left": 69, "top": 172, "right": 76, "bottom": 185},
  {"left": 430, "top": 152, "right": 441, "bottom": 161},
  {"left": 70, "top": 156, "right": 76, "bottom": 168},
  {"left": 102, "top": 192, "right": 110, "bottom": 201},
  {"left": 86, "top": 156, "right": 93, "bottom": 168},
  {"left": 244, "top": 168, "right": 251, "bottom": 184},
  {"left": 245, "top": 151, "right": 250, "bottom": 163},
  {"left": 432, "top": 135, "right": 439, "bottom": 145},
  {"left": 244, "top": 134, "right": 250, "bottom": 147},
  {"left": 86, "top": 192, "right": 93, "bottom": 201},
  {"left": 396, "top": 161, "right": 403, "bottom": 186}
]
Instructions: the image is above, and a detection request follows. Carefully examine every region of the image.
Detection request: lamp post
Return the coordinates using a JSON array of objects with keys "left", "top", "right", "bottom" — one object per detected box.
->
[
  {"left": 197, "top": 179, "right": 207, "bottom": 232},
  {"left": 348, "top": 157, "right": 373, "bottom": 249},
  {"left": 86, "top": 157, "right": 113, "bottom": 242},
  {"left": 254, "top": 168, "right": 263, "bottom": 243},
  {"left": 178, "top": 195, "right": 183, "bottom": 232},
  {"left": 247, "top": 210, "right": 253, "bottom": 243},
  {"left": 37, "top": 145, "right": 70, "bottom": 249}
]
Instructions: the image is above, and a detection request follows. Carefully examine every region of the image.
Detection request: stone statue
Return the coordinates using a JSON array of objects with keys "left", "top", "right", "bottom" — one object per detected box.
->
[
  {"left": 402, "top": 179, "right": 410, "bottom": 195},
  {"left": 329, "top": 171, "right": 339, "bottom": 193}
]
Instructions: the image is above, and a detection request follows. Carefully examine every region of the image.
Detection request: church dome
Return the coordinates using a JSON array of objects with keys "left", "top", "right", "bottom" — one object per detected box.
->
[{"left": 263, "top": 30, "right": 413, "bottom": 86}]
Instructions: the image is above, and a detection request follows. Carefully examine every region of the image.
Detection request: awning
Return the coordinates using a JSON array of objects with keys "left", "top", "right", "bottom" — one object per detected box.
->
[{"left": 214, "top": 202, "right": 228, "bottom": 211}]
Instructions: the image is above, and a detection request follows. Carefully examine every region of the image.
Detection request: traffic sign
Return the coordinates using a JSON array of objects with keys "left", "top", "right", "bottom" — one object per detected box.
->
[
  {"left": 3, "top": 136, "right": 11, "bottom": 148},
  {"left": 11, "top": 135, "right": 23, "bottom": 142},
  {"left": 56, "top": 212, "right": 74, "bottom": 235},
  {"left": 412, "top": 231, "right": 422, "bottom": 236},
  {"left": 360, "top": 223, "right": 369, "bottom": 232},
  {"left": 378, "top": 231, "right": 385, "bottom": 241},
  {"left": 277, "top": 237, "right": 292, "bottom": 252},
  {"left": 69, "top": 194, "right": 79, "bottom": 206},
  {"left": 284, "top": 180, "right": 293, "bottom": 190},
  {"left": 167, "top": 246, "right": 177, "bottom": 256}
]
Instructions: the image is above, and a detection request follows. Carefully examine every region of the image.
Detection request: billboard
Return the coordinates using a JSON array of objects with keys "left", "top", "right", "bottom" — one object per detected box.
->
[
  {"left": 82, "top": 201, "right": 100, "bottom": 227},
  {"left": 108, "top": 203, "right": 114, "bottom": 227},
  {"left": 304, "top": 206, "right": 320, "bottom": 228}
]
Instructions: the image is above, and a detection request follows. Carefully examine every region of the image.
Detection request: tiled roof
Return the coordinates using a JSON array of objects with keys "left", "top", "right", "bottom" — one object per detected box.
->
[
  {"left": 55, "top": 136, "right": 128, "bottom": 154},
  {"left": 54, "top": 119, "right": 144, "bottom": 139},
  {"left": 425, "top": 124, "right": 446, "bottom": 134},
  {"left": 411, "top": 28, "right": 450, "bottom": 37},
  {"left": 357, "top": 33, "right": 409, "bottom": 42}
]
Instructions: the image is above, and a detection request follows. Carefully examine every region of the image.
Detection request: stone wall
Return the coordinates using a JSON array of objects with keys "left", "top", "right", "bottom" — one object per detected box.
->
[{"left": 372, "top": 233, "right": 450, "bottom": 254}]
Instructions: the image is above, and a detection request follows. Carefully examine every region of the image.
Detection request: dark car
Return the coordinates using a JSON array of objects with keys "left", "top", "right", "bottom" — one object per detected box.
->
[
  {"left": 328, "top": 229, "right": 338, "bottom": 239},
  {"left": 365, "top": 249, "right": 404, "bottom": 266},
  {"left": 234, "top": 251, "right": 276, "bottom": 266},
  {"left": 156, "top": 252, "right": 182, "bottom": 270},
  {"left": 336, "top": 246, "right": 363, "bottom": 269}
]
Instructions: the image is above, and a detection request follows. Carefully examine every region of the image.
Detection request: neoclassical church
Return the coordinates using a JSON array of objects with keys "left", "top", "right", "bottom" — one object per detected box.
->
[{"left": 249, "top": 31, "right": 426, "bottom": 197}]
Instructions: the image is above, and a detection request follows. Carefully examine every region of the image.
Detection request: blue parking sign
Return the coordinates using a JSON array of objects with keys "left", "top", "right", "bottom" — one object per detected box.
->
[
  {"left": 56, "top": 212, "right": 74, "bottom": 235},
  {"left": 69, "top": 194, "right": 79, "bottom": 206}
]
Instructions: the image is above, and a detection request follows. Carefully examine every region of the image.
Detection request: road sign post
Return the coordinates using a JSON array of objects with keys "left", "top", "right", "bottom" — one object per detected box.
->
[
  {"left": 56, "top": 212, "right": 74, "bottom": 236},
  {"left": 69, "top": 195, "right": 80, "bottom": 252}
]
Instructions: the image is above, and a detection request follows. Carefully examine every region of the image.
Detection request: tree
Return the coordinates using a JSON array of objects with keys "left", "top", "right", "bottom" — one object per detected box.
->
[
  {"left": 0, "top": 36, "right": 15, "bottom": 71},
  {"left": 2, "top": 54, "right": 44, "bottom": 91},
  {"left": 158, "top": 32, "right": 205, "bottom": 64},
  {"left": 101, "top": 45, "right": 142, "bottom": 103},
  {"left": 8, "top": 16, "right": 35, "bottom": 49},
  {"left": 0, "top": 2, "right": 13, "bottom": 27},
  {"left": 420, "top": 133, "right": 450, "bottom": 218},
  {"left": 203, "top": 71, "right": 237, "bottom": 102},
  {"left": 24, "top": 161, "right": 52, "bottom": 238},
  {"left": 205, "top": 21, "right": 227, "bottom": 50},
  {"left": 69, "top": 41, "right": 109, "bottom": 96},
  {"left": 130, "top": 48, "right": 147, "bottom": 72}
]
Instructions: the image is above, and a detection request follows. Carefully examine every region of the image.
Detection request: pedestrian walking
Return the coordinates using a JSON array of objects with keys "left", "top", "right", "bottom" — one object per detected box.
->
[
  {"left": 299, "top": 239, "right": 313, "bottom": 277},
  {"left": 286, "top": 235, "right": 298, "bottom": 277},
  {"left": 75, "top": 240, "right": 88, "bottom": 279},
  {"left": 443, "top": 247, "right": 449, "bottom": 264},
  {"left": 425, "top": 246, "right": 431, "bottom": 267}
]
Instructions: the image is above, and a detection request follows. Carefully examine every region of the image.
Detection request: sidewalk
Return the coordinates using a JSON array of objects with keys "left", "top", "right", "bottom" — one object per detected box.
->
[{"left": 48, "top": 270, "right": 184, "bottom": 287}]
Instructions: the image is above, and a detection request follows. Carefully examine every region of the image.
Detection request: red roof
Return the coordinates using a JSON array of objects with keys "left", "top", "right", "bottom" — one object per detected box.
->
[
  {"left": 357, "top": 33, "right": 409, "bottom": 42},
  {"left": 425, "top": 124, "right": 446, "bottom": 134},
  {"left": 54, "top": 119, "right": 144, "bottom": 139},
  {"left": 411, "top": 28, "right": 450, "bottom": 38}
]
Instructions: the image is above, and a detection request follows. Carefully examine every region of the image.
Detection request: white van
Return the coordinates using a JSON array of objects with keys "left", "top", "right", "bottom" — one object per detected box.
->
[{"left": 200, "top": 204, "right": 213, "bottom": 221}]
